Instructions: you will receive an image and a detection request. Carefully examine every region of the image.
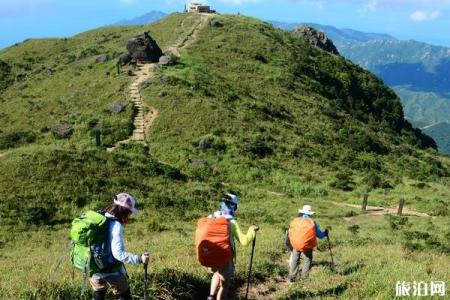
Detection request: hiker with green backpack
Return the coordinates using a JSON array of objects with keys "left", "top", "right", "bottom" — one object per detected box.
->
[
  {"left": 195, "top": 193, "right": 260, "bottom": 300},
  {"left": 71, "top": 193, "right": 149, "bottom": 300}
]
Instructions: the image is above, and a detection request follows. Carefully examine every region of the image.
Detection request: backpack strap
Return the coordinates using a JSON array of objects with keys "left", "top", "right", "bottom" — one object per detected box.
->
[
  {"left": 228, "top": 219, "right": 236, "bottom": 265},
  {"left": 81, "top": 255, "right": 90, "bottom": 295}
]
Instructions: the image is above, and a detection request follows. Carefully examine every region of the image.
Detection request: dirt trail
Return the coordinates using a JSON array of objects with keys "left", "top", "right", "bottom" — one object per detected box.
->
[
  {"left": 236, "top": 277, "right": 290, "bottom": 300},
  {"left": 108, "top": 14, "right": 212, "bottom": 152},
  {"left": 165, "top": 13, "right": 212, "bottom": 57},
  {"left": 332, "top": 201, "right": 430, "bottom": 220},
  {"left": 107, "top": 64, "right": 156, "bottom": 151},
  {"left": 129, "top": 64, "right": 157, "bottom": 142}
]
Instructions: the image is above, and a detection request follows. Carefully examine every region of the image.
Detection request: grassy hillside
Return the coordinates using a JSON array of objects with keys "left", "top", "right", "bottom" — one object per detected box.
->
[
  {"left": 0, "top": 13, "right": 449, "bottom": 299},
  {"left": 0, "top": 14, "right": 199, "bottom": 149}
]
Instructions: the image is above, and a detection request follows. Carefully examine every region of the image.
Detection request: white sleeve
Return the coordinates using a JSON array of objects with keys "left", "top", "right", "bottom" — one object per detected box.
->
[{"left": 110, "top": 222, "right": 142, "bottom": 265}]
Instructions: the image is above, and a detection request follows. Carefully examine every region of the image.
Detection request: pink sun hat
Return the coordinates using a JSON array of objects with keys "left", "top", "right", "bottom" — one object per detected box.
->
[{"left": 114, "top": 193, "right": 138, "bottom": 215}]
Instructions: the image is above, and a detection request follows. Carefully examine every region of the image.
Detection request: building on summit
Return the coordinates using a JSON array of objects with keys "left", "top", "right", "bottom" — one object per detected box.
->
[{"left": 188, "top": 3, "right": 214, "bottom": 13}]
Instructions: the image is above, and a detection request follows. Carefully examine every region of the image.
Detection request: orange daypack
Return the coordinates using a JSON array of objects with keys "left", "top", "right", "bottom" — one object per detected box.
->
[
  {"left": 289, "top": 217, "right": 317, "bottom": 251},
  {"left": 195, "top": 217, "right": 233, "bottom": 268}
]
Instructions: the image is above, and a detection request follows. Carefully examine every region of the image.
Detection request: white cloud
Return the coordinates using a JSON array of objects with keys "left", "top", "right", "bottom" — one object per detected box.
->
[
  {"left": 365, "top": 0, "right": 378, "bottom": 12},
  {"left": 410, "top": 9, "right": 441, "bottom": 21},
  {"left": 411, "top": 10, "right": 428, "bottom": 21},
  {"left": 358, "top": 0, "right": 378, "bottom": 13},
  {"left": 430, "top": 9, "right": 441, "bottom": 19}
]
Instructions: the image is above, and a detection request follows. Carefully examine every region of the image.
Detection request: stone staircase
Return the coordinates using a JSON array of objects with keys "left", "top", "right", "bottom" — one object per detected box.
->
[{"left": 107, "top": 15, "right": 212, "bottom": 152}]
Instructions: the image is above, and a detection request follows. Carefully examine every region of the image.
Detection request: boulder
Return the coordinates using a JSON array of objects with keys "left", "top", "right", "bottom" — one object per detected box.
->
[
  {"left": 109, "top": 102, "right": 127, "bottom": 114},
  {"left": 158, "top": 55, "right": 172, "bottom": 66},
  {"left": 118, "top": 52, "right": 132, "bottom": 66},
  {"left": 52, "top": 123, "right": 73, "bottom": 139},
  {"left": 293, "top": 26, "right": 340, "bottom": 55},
  {"left": 126, "top": 32, "right": 163, "bottom": 63},
  {"left": 95, "top": 54, "right": 108, "bottom": 63},
  {"left": 210, "top": 20, "right": 224, "bottom": 28},
  {"left": 198, "top": 139, "right": 212, "bottom": 150}
]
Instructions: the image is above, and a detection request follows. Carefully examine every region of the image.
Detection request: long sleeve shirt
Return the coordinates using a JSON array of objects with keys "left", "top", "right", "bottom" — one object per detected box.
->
[
  {"left": 212, "top": 211, "right": 256, "bottom": 249},
  {"left": 108, "top": 214, "right": 142, "bottom": 265},
  {"left": 92, "top": 213, "right": 141, "bottom": 278},
  {"left": 302, "top": 214, "right": 326, "bottom": 239},
  {"left": 230, "top": 219, "right": 256, "bottom": 246}
]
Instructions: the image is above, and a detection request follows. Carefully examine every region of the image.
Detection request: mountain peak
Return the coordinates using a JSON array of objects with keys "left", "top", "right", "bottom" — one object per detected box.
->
[{"left": 114, "top": 11, "right": 167, "bottom": 26}]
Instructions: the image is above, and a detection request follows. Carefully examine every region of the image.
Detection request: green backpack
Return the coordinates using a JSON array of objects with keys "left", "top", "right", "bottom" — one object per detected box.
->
[{"left": 70, "top": 211, "right": 122, "bottom": 282}]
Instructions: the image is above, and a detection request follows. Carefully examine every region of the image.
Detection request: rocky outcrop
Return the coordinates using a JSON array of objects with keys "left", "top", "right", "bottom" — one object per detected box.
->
[
  {"left": 210, "top": 20, "right": 224, "bottom": 28},
  {"left": 109, "top": 102, "right": 127, "bottom": 114},
  {"left": 294, "top": 26, "right": 339, "bottom": 55},
  {"left": 158, "top": 55, "right": 173, "bottom": 66},
  {"left": 126, "top": 32, "right": 163, "bottom": 63},
  {"left": 52, "top": 123, "right": 73, "bottom": 139},
  {"left": 95, "top": 54, "right": 108, "bottom": 63},
  {"left": 118, "top": 53, "right": 132, "bottom": 66}
]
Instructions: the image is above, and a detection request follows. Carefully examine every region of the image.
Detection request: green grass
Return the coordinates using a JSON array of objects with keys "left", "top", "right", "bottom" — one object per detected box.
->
[
  {"left": 1, "top": 194, "right": 449, "bottom": 299},
  {"left": 0, "top": 13, "right": 449, "bottom": 299}
]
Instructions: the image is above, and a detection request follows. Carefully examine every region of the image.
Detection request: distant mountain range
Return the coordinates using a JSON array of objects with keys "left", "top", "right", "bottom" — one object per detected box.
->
[
  {"left": 114, "top": 11, "right": 168, "bottom": 26},
  {"left": 270, "top": 21, "right": 396, "bottom": 43},
  {"left": 272, "top": 20, "right": 450, "bottom": 155}
]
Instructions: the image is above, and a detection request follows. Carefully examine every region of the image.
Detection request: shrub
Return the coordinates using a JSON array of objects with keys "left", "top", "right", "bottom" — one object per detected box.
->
[
  {"left": 387, "top": 215, "right": 409, "bottom": 230},
  {"left": 101, "top": 119, "right": 132, "bottom": 146},
  {"left": 226, "top": 90, "right": 239, "bottom": 102},
  {"left": 146, "top": 217, "right": 168, "bottom": 232},
  {"left": 0, "top": 59, "right": 13, "bottom": 90},
  {"left": 22, "top": 206, "right": 54, "bottom": 225},
  {"left": 330, "top": 171, "right": 354, "bottom": 191},
  {"left": 362, "top": 171, "right": 392, "bottom": 189},
  {"left": 347, "top": 131, "right": 388, "bottom": 154},
  {"left": 243, "top": 135, "right": 274, "bottom": 158},
  {"left": 0, "top": 131, "right": 36, "bottom": 150},
  {"left": 347, "top": 224, "right": 360, "bottom": 235},
  {"left": 188, "top": 159, "right": 214, "bottom": 180}
]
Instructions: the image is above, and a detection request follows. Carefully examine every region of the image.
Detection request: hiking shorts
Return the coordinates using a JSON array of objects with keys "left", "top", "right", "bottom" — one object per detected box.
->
[
  {"left": 208, "top": 260, "right": 235, "bottom": 280},
  {"left": 89, "top": 273, "right": 129, "bottom": 295}
]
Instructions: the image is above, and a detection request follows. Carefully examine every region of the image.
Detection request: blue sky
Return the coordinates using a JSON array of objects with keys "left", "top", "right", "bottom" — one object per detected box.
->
[{"left": 1, "top": 0, "right": 450, "bottom": 49}]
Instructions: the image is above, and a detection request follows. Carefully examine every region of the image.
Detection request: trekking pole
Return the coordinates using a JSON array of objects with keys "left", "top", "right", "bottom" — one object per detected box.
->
[
  {"left": 326, "top": 234, "right": 335, "bottom": 270},
  {"left": 245, "top": 231, "right": 257, "bottom": 300},
  {"left": 143, "top": 251, "right": 149, "bottom": 300}
]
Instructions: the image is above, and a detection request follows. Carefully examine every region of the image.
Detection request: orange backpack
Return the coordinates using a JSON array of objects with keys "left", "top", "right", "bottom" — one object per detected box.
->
[
  {"left": 195, "top": 217, "right": 233, "bottom": 268},
  {"left": 289, "top": 217, "right": 317, "bottom": 251}
]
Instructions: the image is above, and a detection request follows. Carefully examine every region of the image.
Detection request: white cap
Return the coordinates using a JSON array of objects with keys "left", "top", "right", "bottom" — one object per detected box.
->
[{"left": 299, "top": 205, "right": 314, "bottom": 215}]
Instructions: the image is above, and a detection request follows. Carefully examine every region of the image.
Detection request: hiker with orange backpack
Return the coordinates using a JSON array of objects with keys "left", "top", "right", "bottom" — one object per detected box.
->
[
  {"left": 195, "top": 193, "right": 259, "bottom": 300},
  {"left": 287, "top": 205, "right": 328, "bottom": 282}
]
